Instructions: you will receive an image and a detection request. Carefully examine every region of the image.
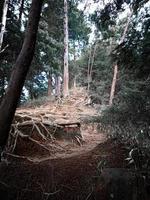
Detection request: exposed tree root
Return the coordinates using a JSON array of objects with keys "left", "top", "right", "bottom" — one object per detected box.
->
[{"left": 6, "top": 108, "right": 83, "bottom": 158}]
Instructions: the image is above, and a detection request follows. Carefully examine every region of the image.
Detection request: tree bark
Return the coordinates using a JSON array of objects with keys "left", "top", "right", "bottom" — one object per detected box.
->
[
  {"left": 87, "top": 42, "right": 97, "bottom": 93},
  {"left": 0, "top": 0, "right": 9, "bottom": 51},
  {"left": 47, "top": 71, "right": 52, "bottom": 97},
  {"left": 0, "top": 72, "right": 5, "bottom": 102},
  {"left": 73, "top": 41, "right": 77, "bottom": 89},
  {"left": 0, "top": 0, "right": 5, "bottom": 23},
  {"left": 63, "top": 0, "right": 69, "bottom": 97},
  {"left": 109, "top": 64, "right": 118, "bottom": 106},
  {"left": 109, "top": 9, "right": 133, "bottom": 106},
  {"left": 19, "top": 0, "right": 25, "bottom": 25},
  {"left": 87, "top": 45, "right": 92, "bottom": 93},
  {"left": 56, "top": 75, "right": 61, "bottom": 97},
  {"left": 73, "top": 41, "right": 76, "bottom": 62},
  {"left": 0, "top": 0, "right": 43, "bottom": 149},
  {"left": 89, "top": 42, "right": 97, "bottom": 83},
  {"left": 120, "top": 9, "right": 133, "bottom": 45},
  {"left": 48, "top": 78, "right": 52, "bottom": 97},
  {"left": 73, "top": 75, "right": 77, "bottom": 89}
]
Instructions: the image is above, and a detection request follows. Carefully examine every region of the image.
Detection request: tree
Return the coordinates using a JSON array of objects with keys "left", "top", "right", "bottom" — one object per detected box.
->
[
  {"left": 22, "top": 0, "right": 90, "bottom": 99},
  {"left": 0, "top": 0, "right": 9, "bottom": 51},
  {"left": 0, "top": 0, "right": 43, "bottom": 150},
  {"left": 77, "top": 39, "right": 113, "bottom": 105},
  {"left": 18, "top": 0, "right": 25, "bottom": 24},
  {"left": 99, "top": 1, "right": 150, "bottom": 141},
  {"left": 36, "top": 0, "right": 63, "bottom": 98},
  {"left": 87, "top": 41, "right": 98, "bottom": 94},
  {"left": 0, "top": 0, "right": 26, "bottom": 101},
  {"left": 109, "top": 8, "right": 133, "bottom": 106},
  {"left": 68, "top": 2, "right": 91, "bottom": 89},
  {"left": 63, "top": 0, "right": 69, "bottom": 97}
]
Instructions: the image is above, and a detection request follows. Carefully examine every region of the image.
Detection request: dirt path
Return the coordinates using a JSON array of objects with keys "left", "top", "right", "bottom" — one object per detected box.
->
[
  {"left": 8, "top": 87, "right": 105, "bottom": 161},
  {"left": 0, "top": 138, "right": 128, "bottom": 200},
  {"left": 26, "top": 125, "right": 106, "bottom": 162},
  {"left": 0, "top": 88, "right": 149, "bottom": 200},
  {"left": 0, "top": 87, "right": 127, "bottom": 200}
]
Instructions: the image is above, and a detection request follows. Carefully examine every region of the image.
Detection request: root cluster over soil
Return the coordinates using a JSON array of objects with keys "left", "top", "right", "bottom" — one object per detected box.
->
[
  {"left": 1, "top": 87, "right": 148, "bottom": 200},
  {"left": 5, "top": 87, "right": 103, "bottom": 160}
]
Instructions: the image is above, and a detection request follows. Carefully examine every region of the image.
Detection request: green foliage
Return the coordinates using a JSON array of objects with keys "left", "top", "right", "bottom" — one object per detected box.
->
[
  {"left": 0, "top": 0, "right": 24, "bottom": 99},
  {"left": 100, "top": 2, "right": 150, "bottom": 147},
  {"left": 0, "top": 0, "right": 90, "bottom": 101},
  {"left": 68, "top": 3, "right": 91, "bottom": 43},
  {"left": 76, "top": 39, "right": 113, "bottom": 104}
]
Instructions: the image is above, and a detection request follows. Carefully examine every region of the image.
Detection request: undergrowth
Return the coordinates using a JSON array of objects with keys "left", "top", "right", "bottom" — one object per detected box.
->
[
  {"left": 98, "top": 103, "right": 150, "bottom": 171},
  {"left": 22, "top": 95, "right": 56, "bottom": 108}
]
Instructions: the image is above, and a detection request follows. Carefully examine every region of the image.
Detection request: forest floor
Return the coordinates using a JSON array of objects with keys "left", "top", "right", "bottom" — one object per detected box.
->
[
  {"left": 0, "top": 87, "right": 148, "bottom": 200},
  {"left": 7, "top": 87, "right": 106, "bottom": 160}
]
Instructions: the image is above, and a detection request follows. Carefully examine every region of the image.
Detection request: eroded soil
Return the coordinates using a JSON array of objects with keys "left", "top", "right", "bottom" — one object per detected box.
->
[
  {"left": 0, "top": 139, "right": 128, "bottom": 200},
  {"left": 0, "top": 88, "right": 148, "bottom": 200}
]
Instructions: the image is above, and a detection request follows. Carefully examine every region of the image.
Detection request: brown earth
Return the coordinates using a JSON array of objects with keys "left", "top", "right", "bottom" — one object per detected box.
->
[
  {"left": 6, "top": 87, "right": 102, "bottom": 159},
  {"left": 0, "top": 87, "right": 149, "bottom": 200},
  {"left": 0, "top": 139, "right": 128, "bottom": 200}
]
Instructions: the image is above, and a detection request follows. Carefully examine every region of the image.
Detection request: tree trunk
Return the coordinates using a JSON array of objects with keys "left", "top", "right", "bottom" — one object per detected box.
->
[
  {"left": 48, "top": 78, "right": 52, "bottom": 97},
  {"left": 0, "top": 0, "right": 43, "bottom": 150},
  {"left": 0, "top": 0, "right": 5, "bottom": 23},
  {"left": 56, "top": 75, "right": 61, "bottom": 97},
  {"left": 120, "top": 9, "right": 133, "bottom": 45},
  {"left": 73, "top": 41, "right": 76, "bottom": 62},
  {"left": 73, "top": 76, "right": 77, "bottom": 89},
  {"left": 109, "top": 9, "right": 133, "bottom": 106},
  {"left": 73, "top": 41, "right": 77, "bottom": 89},
  {"left": 47, "top": 71, "right": 52, "bottom": 97},
  {"left": 87, "top": 45, "right": 92, "bottom": 93},
  {"left": 29, "top": 84, "right": 36, "bottom": 100},
  {"left": 0, "top": 73, "right": 5, "bottom": 102},
  {"left": 89, "top": 42, "right": 97, "bottom": 82},
  {"left": 87, "top": 42, "right": 97, "bottom": 93},
  {"left": 0, "top": 0, "right": 9, "bottom": 51},
  {"left": 109, "top": 64, "right": 118, "bottom": 106},
  {"left": 63, "top": 0, "right": 69, "bottom": 97},
  {"left": 19, "top": 0, "right": 25, "bottom": 25}
]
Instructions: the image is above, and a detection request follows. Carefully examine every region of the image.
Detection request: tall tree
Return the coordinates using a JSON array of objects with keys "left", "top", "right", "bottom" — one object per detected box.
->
[
  {"left": 47, "top": 70, "right": 53, "bottom": 97},
  {"left": 87, "top": 41, "right": 98, "bottom": 94},
  {"left": 63, "top": 0, "right": 69, "bottom": 97},
  {"left": 109, "top": 8, "right": 133, "bottom": 106},
  {"left": 18, "top": 0, "right": 25, "bottom": 24},
  {"left": 0, "top": 0, "right": 43, "bottom": 150},
  {"left": 0, "top": 0, "right": 9, "bottom": 51}
]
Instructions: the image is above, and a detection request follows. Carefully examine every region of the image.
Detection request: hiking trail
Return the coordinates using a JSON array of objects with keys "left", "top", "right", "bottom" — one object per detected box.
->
[{"left": 0, "top": 87, "right": 129, "bottom": 200}]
